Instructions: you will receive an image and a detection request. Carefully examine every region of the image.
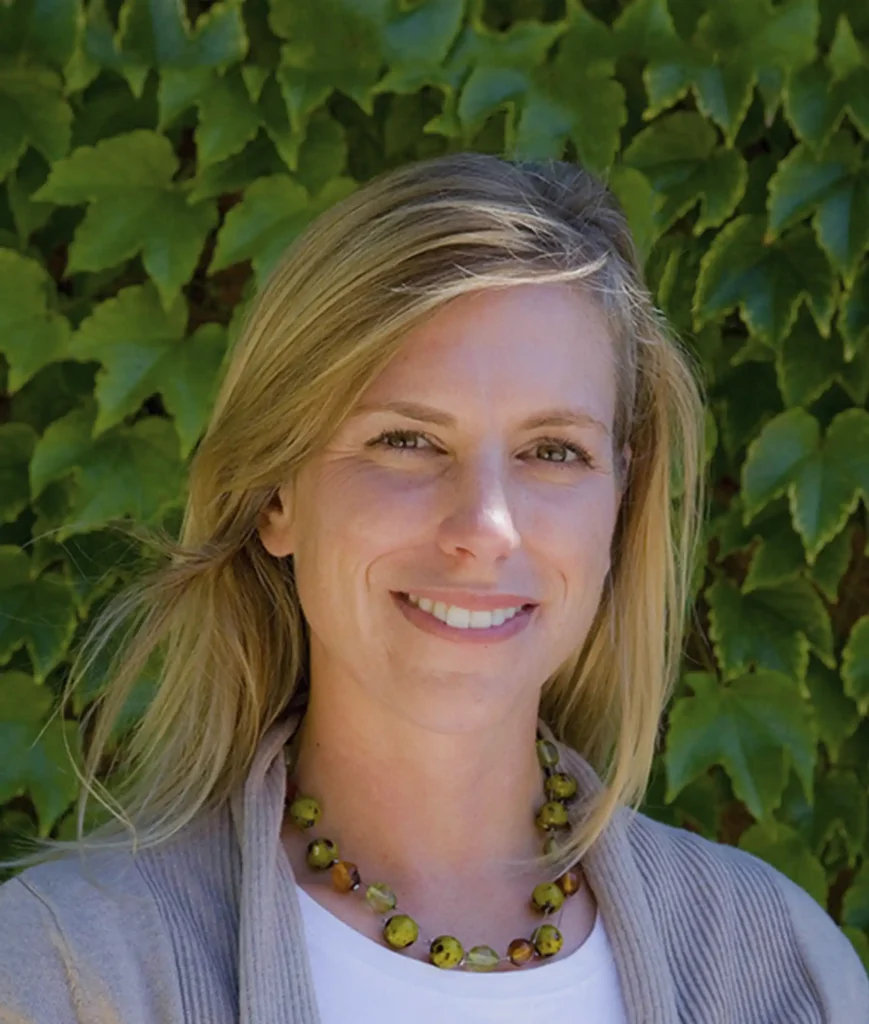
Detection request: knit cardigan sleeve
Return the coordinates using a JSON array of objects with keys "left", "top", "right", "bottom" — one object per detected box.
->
[
  {"left": 0, "top": 862, "right": 184, "bottom": 1024},
  {"left": 771, "top": 867, "right": 869, "bottom": 1022}
]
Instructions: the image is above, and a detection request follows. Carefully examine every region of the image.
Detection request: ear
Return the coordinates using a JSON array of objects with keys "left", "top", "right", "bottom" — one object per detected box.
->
[{"left": 257, "top": 483, "right": 296, "bottom": 558}]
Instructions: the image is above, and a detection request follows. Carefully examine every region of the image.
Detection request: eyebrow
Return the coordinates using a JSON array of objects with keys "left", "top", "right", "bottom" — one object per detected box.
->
[{"left": 351, "top": 400, "right": 611, "bottom": 436}]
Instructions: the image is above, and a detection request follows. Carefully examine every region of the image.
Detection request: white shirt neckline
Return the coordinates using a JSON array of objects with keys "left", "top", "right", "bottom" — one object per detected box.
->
[{"left": 296, "top": 883, "right": 609, "bottom": 997}]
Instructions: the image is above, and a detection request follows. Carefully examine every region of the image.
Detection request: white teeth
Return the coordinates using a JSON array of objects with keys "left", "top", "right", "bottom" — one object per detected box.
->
[{"left": 405, "top": 594, "right": 523, "bottom": 630}]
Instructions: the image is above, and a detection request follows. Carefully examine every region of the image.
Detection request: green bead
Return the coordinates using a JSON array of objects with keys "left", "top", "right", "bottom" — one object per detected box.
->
[
  {"left": 383, "top": 914, "right": 419, "bottom": 949},
  {"left": 543, "top": 834, "right": 563, "bottom": 856},
  {"left": 531, "top": 881, "right": 565, "bottom": 914},
  {"left": 544, "top": 772, "right": 578, "bottom": 802},
  {"left": 429, "top": 935, "right": 464, "bottom": 969},
  {"left": 306, "top": 838, "right": 338, "bottom": 869},
  {"left": 535, "top": 800, "right": 569, "bottom": 831},
  {"left": 536, "top": 738, "right": 559, "bottom": 769},
  {"left": 531, "top": 923, "right": 564, "bottom": 957},
  {"left": 288, "top": 796, "right": 321, "bottom": 829},
  {"left": 465, "top": 945, "right": 501, "bottom": 971},
  {"left": 365, "top": 882, "right": 397, "bottom": 914}
]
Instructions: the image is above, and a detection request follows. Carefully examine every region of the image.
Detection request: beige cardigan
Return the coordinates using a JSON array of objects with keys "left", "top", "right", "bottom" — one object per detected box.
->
[{"left": 0, "top": 712, "right": 867, "bottom": 1023}]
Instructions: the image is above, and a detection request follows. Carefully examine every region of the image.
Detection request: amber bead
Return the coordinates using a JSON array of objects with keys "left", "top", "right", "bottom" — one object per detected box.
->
[
  {"left": 536, "top": 738, "right": 560, "bottom": 768},
  {"left": 465, "top": 945, "right": 500, "bottom": 971},
  {"left": 544, "top": 772, "right": 578, "bottom": 802},
  {"left": 331, "top": 860, "right": 361, "bottom": 892},
  {"left": 507, "top": 937, "right": 536, "bottom": 965},
  {"left": 531, "top": 881, "right": 565, "bottom": 914},
  {"left": 532, "top": 923, "right": 563, "bottom": 957},
  {"left": 535, "top": 800, "right": 569, "bottom": 831},
  {"left": 306, "top": 838, "right": 337, "bottom": 869},
  {"left": 430, "top": 935, "right": 464, "bottom": 969},
  {"left": 556, "top": 867, "right": 583, "bottom": 896},
  {"left": 365, "top": 882, "right": 397, "bottom": 914},
  {"left": 383, "top": 914, "right": 419, "bottom": 949},
  {"left": 289, "top": 795, "right": 321, "bottom": 829}
]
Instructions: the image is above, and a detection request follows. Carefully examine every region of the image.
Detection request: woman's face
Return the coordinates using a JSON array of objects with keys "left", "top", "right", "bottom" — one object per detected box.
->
[{"left": 259, "top": 282, "right": 629, "bottom": 731}]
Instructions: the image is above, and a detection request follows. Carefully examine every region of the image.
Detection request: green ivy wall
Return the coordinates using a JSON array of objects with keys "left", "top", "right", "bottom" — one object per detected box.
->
[{"left": 0, "top": 0, "right": 868, "bottom": 970}]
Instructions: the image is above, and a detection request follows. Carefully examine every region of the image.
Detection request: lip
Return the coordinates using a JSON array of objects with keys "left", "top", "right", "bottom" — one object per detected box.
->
[
  {"left": 393, "top": 590, "right": 538, "bottom": 612},
  {"left": 392, "top": 591, "right": 536, "bottom": 644}
]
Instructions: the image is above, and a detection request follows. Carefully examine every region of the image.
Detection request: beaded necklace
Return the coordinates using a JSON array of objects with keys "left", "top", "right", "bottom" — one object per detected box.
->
[{"left": 283, "top": 728, "right": 585, "bottom": 972}]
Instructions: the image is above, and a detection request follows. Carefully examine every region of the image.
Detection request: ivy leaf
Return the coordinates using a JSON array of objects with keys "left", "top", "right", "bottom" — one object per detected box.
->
[
  {"left": 0, "top": 0, "right": 81, "bottom": 70},
  {"left": 0, "top": 672, "right": 81, "bottom": 836},
  {"left": 775, "top": 310, "right": 843, "bottom": 408},
  {"left": 0, "top": 249, "right": 72, "bottom": 393},
  {"left": 211, "top": 174, "right": 358, "bottom": 287},
  {"left": 29, "top": 402, "right": 186, "bottom": 540},
  {"left": 804, "top": 659, "right": 861, "bottom": 761},
  {"left": 843, "top": 860, "right": 869, "bottom": 931},
  {"left": 842, "top": 615, "right": 869, "bottom": 715},
  {"left": 840, "top": 261, "right": 869, "bottom": 360},
  {"left": 767, "top": 134, "right": 869, "bottom": 284},
  {"left": 603, "top": 167, "right": 657, "bottom": 264},
  {"left": 739, "top": 821, "right": 827, "bottom": 903},
  {"left": 785, "top": 17, "right": 869, "bottom": 151},
  {"left": 743, "top": 513, "right": 805, "bottom": 592},
  {"left": 810, "top": 770, "right": 867, "bottom": 862},
  {"left": 0, "top": 549, "right": 78, "bottom": 682},
  {"left": 641, "top": 0, "right": 817, "bottom": 142},
  {"left": 707, "top": 576, "right": 833, "bottom": 681},
  {"left": 510, "top": 7, "right": 625, "bottom": 173},
  {"left": 741, "top": 407, "right": 869, "bottom": 561},
  {"left": 0, "top": 424, "right": 37, "bottom": 525},
  {"left": 159, "top": 64, "right": 261, "bottom": 169},
  {"left": 271, "top": 0, "right": 390, "bottom": 133},
  {"left": 0, "top": 66, "right": 73, "bottom": 181},
  {"left": 31, "top": 529, "right": 145, "bottom": 616},
  {"left": 665, "top": 670, "right": 816, "bottom": 820},
  {"left": 694, "top": 217, "right": 837, "bottom": 346},
  {"left": 32, "top": 130, "right": 218, "bottom": 311},
  {"left": 623, "top": 112, "right": 747, "bottom": 235},
  {"left": 810, "top": 524, "right": 853, "bottom": 603},
  {"left": 85, "top": 0, "right": 247, "bottom": 97},
  {"left": 71, "top": 283, "right": 228, "bottom": 457}
]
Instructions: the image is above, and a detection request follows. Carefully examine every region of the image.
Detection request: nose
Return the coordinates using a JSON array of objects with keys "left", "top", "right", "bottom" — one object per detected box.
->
[{"left": 436, "top": 456, "right": 522, "bottom": 564}]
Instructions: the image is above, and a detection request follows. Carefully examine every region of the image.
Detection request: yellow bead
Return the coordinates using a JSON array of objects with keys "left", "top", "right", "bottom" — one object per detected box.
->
[
  {"left": 383, "top": 914, "right": 419, "bottom": 949},
  {"left": 507, "top": 937, "right": 536, "bottom": 965},
  {"left": 544, "top": 772, "right": 578, "bottom": 802},
  {"left": 531, "top": 881, "right": 565, "bottom": 914},
  {"left": 429, "top": 935, "right": 464, "bottom": 969},
  {"left": 465, "top": 945, "right": 500, "bottom": 971},
  {"left": 535, "top": 800, "right": 569, "bottom": 831},
  {"left": 288, "top": 795, "right": 321, "bottom": 829},
  {"left": 536, "top": 738, "right": 560, "bottom": 768},
  {"left": 306, "top": 838, "right": 337, "bottom": 869},
  {"left": 531, "top": 923, "right": 563, "bottom": 957},
  {"left": 331, "top": 860, "right": 361, "bottom": 892},
  {"left": 365, "top": 882, "right": 397, "bottom": 913}
]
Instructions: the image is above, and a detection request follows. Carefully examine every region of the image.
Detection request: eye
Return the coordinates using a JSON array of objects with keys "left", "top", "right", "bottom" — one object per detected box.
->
[
  {"left": 532, "top": 437, "right": 595, "bottom": 468},
  {"left": 367, "top": 428, "right": 435, "bottom": 452}
]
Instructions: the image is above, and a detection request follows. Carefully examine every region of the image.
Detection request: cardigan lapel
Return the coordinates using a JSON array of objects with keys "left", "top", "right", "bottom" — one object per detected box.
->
[
  {"left": 231, "top": 714, "right": 677, "bottom": 1024},
  {"left": 538, "top": 720, "right": 678, "bottom": 1023}
]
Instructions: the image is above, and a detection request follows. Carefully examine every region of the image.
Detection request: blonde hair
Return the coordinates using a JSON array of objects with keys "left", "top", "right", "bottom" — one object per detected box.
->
[{"left": 2, "top": 152, "right": 707, "bottom": 879}]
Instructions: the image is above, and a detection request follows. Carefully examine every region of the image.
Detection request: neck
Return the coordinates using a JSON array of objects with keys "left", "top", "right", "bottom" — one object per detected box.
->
[{"left": 283, "top": 685, "right": 547, "bottom": 898}]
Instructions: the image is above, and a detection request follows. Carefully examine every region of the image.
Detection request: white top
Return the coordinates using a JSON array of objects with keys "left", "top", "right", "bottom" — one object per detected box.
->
[{"left": 298, "top": 885, "right": 630, "bottom": 1022}]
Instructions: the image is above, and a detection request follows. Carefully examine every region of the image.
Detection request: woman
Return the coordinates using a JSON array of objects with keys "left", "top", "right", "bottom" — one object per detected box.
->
[{"left": 0, "top": 152, "right": 865, "bottom": 1023}]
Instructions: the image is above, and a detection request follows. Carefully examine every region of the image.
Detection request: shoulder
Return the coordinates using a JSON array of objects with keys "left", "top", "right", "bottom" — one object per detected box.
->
[
  {"left": 0, "top": 849, "right": 184, "bottom": 1024},
  {"left": 621, "top": 808, "right": 869, "bottom": 1021}
]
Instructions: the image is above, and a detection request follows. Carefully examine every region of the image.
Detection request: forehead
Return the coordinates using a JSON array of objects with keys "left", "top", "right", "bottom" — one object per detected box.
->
[{"left": 361, "top": 283, "right": 617, "bottom": 424}]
